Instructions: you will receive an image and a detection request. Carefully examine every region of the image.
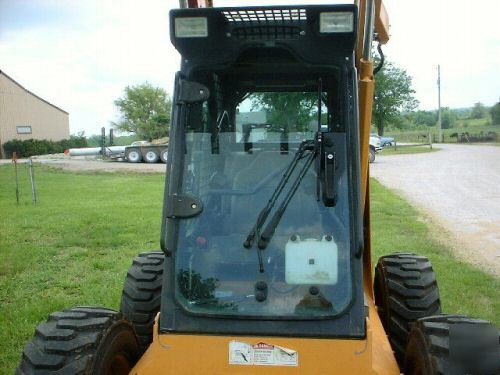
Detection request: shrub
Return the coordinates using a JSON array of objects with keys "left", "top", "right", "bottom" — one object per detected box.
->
[
  {"left": 3, "top": 136, "right": 88, "bottom": 158},
  {"left": 491, "top": 102, "right": 500, "bottom": 125}
]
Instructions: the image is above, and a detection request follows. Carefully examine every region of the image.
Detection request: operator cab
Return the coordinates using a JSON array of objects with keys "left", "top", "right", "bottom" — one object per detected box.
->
[{"left": 161, "top": 5, "right": 365, "bottom": 338}]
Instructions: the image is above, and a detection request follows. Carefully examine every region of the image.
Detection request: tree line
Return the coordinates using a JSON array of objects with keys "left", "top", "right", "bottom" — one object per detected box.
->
[
  {"left": 394, "top": 102, "right": 498, "bottom": 131},
  {"left": 112, "top": 65, "right": 499, "bottom": 140}
]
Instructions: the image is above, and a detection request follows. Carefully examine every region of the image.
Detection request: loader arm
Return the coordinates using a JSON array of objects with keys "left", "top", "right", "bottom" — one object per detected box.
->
[{"left": 355, "top": 0, "right": 390, "bottom": 292}]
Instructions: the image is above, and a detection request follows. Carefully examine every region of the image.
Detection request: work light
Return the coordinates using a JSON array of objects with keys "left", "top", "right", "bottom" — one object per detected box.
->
[
  {"left": 319, "top": 12, "right": 354, "bottom": 33},
  {"left": 175, "top": 17, "right": 208, "bottom": 38}
]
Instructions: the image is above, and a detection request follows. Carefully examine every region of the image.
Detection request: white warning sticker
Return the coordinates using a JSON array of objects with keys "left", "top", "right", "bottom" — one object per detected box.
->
[{"left": 229, "top": 341, "right": 298, "bottom": 366}]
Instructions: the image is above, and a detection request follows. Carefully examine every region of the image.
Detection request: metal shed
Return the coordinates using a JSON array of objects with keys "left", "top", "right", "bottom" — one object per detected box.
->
[{"left": 0, "top": 69, "right": 69, "bottom": 158}]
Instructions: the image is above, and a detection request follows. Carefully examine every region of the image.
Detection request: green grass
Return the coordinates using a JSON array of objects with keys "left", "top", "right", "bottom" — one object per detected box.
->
[
  {"left": 0, "top": 164, "right": 164, "bottom": 374},
  {"left": 383, "top": 118, "right": 500, "bottom": 143},
  {"left": 371, "top": 179, "right": 499, "bottom": 324},
  {"left": 381, "top": 145, "right": 438, "bottom": 155},
  {"left": 0, "top": 165, "right": 498, "bottom": 374},
  {"left": 381, "top": 130, "right": 434, "bottom": 144}
]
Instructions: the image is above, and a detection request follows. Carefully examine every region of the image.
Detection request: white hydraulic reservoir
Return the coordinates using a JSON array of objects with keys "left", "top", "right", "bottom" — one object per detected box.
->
[{"left": 285, "top": 235, "right": 338, "bottom": 285}]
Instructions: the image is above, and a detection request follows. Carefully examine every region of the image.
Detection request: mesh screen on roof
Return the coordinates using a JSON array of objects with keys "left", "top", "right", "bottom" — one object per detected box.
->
[
  {"left": 233, "top": 26, "right": 302, "bottom": 40},
  {"left": 222, "top": 9, "right": 307, "bottom": 23}
]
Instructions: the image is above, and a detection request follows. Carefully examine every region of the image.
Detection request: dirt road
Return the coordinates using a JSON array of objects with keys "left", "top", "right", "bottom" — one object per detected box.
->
[{"left": 371, "top": 144, "right": 500, "bottom": 276}]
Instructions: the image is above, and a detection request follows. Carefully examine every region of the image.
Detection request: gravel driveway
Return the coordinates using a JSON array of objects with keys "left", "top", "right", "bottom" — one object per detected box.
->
[
  {"left": 0, "top": 155, "right": 166, "bottom": 173},
  {"left": 371, "top": 143, "right": 500, "bottom": 276}
]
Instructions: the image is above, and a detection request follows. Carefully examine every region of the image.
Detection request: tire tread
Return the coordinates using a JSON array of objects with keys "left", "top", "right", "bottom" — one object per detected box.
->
[
  {"left": 17, "top": 307, "right": 124, "bottom": 374},
  {"left": 119, "top": 251, "right": 164, "bottom": 353},
  {"left": 375, "top": 252, "right": 441, "bottom": 365},
  {"left": 405, "top": 314, "right": 500, "bottom": 375}
]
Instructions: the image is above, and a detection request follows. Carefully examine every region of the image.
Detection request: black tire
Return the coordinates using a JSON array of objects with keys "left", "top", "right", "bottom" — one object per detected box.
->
[
  {"left": 369, "top": 147, "right": 376, "bottom": 163},
  {"left": 143, "top": 149, "right": 159, "bottom": 163},
  {"left": 17, "top": 306, "right": 139, "bottom": 375},
  {"left": 120, "top": 251, "right": 164, "bottom": 353},
  {"left": 125, "top": 148, "right": 142, "bottom": 163},
  {"left": 160, "top": 148, "right": 168, "bottom": 163},
  {"left": 405, "top": 314, "right": 500, "bottom": 375},
  {"left": 374, "top": 253, "right": 441, "bottom": 364}
]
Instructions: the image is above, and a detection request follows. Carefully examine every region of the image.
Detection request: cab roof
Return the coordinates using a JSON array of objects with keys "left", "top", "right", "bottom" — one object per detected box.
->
[{"left": 170, "top": 5, "right": 358, "bottom": 70}]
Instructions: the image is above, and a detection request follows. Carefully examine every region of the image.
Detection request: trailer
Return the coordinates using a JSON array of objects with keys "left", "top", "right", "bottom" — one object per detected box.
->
[
  {"left": 123, "top": 142, "right": 169, "bottom": 163},
  {"left": 68, "top": 141, "right": 168, "bottom": 163}
]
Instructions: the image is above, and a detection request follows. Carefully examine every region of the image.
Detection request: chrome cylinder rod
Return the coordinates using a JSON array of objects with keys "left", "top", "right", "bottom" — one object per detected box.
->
[{"left": 362, "top": 0, "right": 375, "bottom": 61}]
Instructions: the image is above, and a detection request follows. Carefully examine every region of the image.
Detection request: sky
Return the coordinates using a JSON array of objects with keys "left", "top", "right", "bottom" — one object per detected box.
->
[{"left": 0, "top": 0, "right": 499, "bottom": 136}]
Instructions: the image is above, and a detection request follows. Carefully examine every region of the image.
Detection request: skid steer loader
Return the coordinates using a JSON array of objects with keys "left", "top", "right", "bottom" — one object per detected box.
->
[{"left": 17, "top": 1, "right": 499, "bottom": 374}]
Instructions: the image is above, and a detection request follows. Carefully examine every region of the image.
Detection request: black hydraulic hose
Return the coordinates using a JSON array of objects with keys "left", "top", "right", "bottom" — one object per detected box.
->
[
  {"left": 243, "top": 140, "right": 313, "bottom": 249},
  {"left": 258, "top": 150, "right": 317, "bottom": 250},
  {"left": 374, "top": 42, "right": 385, "bottom": 75}
]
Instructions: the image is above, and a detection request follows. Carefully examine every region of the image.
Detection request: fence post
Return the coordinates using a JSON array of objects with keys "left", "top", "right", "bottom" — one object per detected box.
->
[
  {"left": 28, "top": 158, "right": 37, "bottom": 204},
  {"left": 429, "top": 133, "right": 433, "bottom": 149},
  {"left": 12, "top": 152, "right": 19, "bottom": 204}
]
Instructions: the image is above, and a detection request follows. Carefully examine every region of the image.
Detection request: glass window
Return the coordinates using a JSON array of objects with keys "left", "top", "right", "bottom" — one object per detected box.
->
[
  {"left": 16, "top": 126, "right": 32, "bottom": 134},
  {"left": 174, "top": 90, "right": 351, "bottom": 319},
  {"left": 236, "top": 92, "right": 324, "bottom": 143}
]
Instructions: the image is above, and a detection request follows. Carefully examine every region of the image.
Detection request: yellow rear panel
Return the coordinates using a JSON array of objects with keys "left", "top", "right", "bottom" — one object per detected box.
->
[{"left": 130, "top": 300, "right": 400, "bottom": 374}]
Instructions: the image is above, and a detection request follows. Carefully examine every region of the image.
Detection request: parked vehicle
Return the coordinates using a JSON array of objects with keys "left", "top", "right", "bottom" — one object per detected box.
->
[
  {"left": 67, "top": 140, "right": 168, "bottom": 163},
  {"left": 369, "top": 133, "right": 383, "bottom": 163},
  {"left": 381, "top": 136, "right": 395, "bottom": 147},
  {"left": 125, "top": 141, "right": 168, "bottom": 163}
]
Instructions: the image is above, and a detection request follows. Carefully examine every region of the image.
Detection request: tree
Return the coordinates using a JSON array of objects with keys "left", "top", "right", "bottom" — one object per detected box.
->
[
  {"left": 490, "top": 101, "right": 500, "bottom": 125},
  {"left": 250, "top": 92, "right": 318, "bottom": 132},
  {"left": 373, "top": 60, "right": 418, "bottom": 135},
  {"left": 411, "top": 110, "right": 437, "bottom": 127},
  {"left": 440, "top": 107, "right": 456, "bottom": 129},
  {"left": 470, "top": 102, "right": 487, "bottom": 119},
  {"left": 112, "top": 83, "right": 172, "bottom": 141}
]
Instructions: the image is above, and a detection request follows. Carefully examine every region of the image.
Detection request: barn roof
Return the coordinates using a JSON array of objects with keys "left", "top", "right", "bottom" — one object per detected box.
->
[{"left": 0, "top": 69, "right": 69, "bottom": 115}]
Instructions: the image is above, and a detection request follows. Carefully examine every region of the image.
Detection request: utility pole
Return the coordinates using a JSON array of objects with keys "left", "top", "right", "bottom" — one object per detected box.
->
[{"left": 437, "top": 64, "right": 442, "bottom": 143}]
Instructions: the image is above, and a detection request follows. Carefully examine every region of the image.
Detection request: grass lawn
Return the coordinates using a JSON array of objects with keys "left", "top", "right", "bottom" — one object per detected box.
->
[
  {"left": 0, "top": 165, "right": 498, "bottom": 374},
  {"left": 381, "top": 145, "right": 438, "bottom": 155},
  {"left": 383, "top": 117, "right": 499, "bottom": 144}
]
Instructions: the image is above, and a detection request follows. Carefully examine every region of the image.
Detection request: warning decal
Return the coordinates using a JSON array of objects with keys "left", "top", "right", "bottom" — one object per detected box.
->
[{"left": 229, "top": 341, "right": 298, "bottom": 366}]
